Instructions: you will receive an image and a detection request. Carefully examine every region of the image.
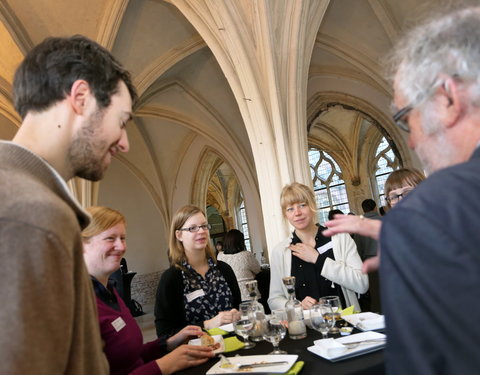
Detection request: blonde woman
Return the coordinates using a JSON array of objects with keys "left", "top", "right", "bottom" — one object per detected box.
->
[
  {"left": 155, "top": 205, "right": 241, "bottom": 337},
  {"left": 268, "top": 183, "right": 368, "bottom": 312},
  {"left": 82, "top": 206, "right": 213, "bottom": 375}
]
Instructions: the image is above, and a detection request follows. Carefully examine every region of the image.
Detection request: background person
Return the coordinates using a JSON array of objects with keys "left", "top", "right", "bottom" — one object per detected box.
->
[
  {"left": 0, "top": 35, "right": 136, "bottom": 374},
  {"left": 82, "top": 206, "right": 213, "bottom": 375},
  {"left": 323, "top": 168, "right": 425, "bottom": 272},
  {"left": 268, "top": 182, "right": 368, "bottom": 312},
  {"left": 155, "top": 205, "right": 241, "bottom": 336},
  {"left": 217, "top": 229, "right": 261, "bottom": 301}
]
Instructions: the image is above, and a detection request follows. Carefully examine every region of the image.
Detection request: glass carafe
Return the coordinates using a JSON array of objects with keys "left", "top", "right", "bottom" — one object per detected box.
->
[
  {"left": 245, "top": 280, "right": 265, "bottom": 342},
  {"left": 282, "top": 276, "right": 307, "bottom": 340}
]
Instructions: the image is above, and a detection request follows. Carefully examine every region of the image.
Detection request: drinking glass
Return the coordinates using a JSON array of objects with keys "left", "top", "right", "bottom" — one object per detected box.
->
[
  {"left": 319, "top": 296, "right": 341, "bottom": 333},
  {"left": 310, "top": 303, "right": 334, "bottom": 339},
  {"left": 263, "top": 318, "right": 287, "bottom": 354},
  {"left": 234, "top": 302, "right": 256, "bottom": 349}
]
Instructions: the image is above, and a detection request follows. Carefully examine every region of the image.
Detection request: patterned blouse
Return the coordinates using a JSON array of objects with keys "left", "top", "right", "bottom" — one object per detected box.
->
[{"left": 182, "top": 258, "right": 234, "bottom": 324}]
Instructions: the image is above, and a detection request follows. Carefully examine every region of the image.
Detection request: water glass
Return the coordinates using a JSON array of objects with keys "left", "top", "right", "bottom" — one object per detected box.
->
[
  {"left": 263, "top": 318, "right": 287, "bottom": 354},
  {"left": 234, "top": 301, "right": 256, "bottom": 349},
  {"left": 310, "top": 303, "right": 334, "bottom": 339}
]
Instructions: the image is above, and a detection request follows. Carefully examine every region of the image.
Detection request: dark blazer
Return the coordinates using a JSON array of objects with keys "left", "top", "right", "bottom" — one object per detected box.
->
[
  {"left": 154, "top": 260, "right": 241, "bottom": 337},
  {"left": 380, "top": 147, "right": 480, "bottom": 375}
]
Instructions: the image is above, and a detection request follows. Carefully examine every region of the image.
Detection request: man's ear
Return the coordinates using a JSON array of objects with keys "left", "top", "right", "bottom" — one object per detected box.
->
[
  {"left": 438, "top": 76, "right": 464, "bottom": 128},
  {"left": 68, "top": 80, "right": 93, "bottom": 115}
]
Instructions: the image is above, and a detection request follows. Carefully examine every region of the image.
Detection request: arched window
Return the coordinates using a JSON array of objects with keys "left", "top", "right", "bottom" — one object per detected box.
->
[
  {"left": 309, "top": 147, "right": 350, "bottom": 223},
  {"left": 373, "top": 137, "right": 399, "bottom": 205},
  {"left": 237, "top": 200, "right": 251, "bottom": 251}
]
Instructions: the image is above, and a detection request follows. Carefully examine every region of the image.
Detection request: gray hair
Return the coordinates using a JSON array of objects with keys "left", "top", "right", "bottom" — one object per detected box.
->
[{"left": 388, "top": 7, "right": 480, "bottom": 109}]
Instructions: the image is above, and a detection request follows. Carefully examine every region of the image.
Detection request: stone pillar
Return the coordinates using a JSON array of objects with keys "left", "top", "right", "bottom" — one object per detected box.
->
[{"left": 167, "top": 0, "right": 330, "bottom": 256}]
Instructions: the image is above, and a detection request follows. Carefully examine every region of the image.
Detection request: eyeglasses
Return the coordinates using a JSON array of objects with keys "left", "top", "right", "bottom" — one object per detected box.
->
[
  {"left": 179, "top": 224, "right": 211, "bottom": 232},
  {"left": 385, "top": 188, "right": 413, "bottom": 204},
  {"left": 392, "top": 105, "right": 413, "bottom": 133}
]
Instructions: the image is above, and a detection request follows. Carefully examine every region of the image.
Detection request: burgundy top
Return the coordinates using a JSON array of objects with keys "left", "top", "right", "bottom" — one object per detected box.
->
[{"left": 96, "top": 288, "right": 166, "bottom": 375}]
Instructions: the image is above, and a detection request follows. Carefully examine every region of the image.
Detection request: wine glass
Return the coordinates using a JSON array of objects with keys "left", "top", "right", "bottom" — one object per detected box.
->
[
  {"left": 319, "top": 296, "right": 341, "bottom": 334},
  {"left": 234, "top": 302, "right": 256, "bottom": 349},
  {"left": 310, "top": 303, "right": 334, "bottom": 339},
  {"left": 263, "top": 318, "right": 287, "bottom": 354}
]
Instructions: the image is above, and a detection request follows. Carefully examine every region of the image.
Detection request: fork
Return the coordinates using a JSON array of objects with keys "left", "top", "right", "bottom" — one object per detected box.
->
[{"left": 342, "top": 338, "right": 386, "bottom": 349}]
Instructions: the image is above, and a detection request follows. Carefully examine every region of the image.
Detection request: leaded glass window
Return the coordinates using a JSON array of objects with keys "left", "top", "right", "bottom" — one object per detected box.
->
[
  {"left": 238, "top": 200, "right": 251, "bottom": 251},
  {"left": 309, "top": 147, "right": 350, "bottom": 224},
  {"left": 374, "top": 137, "right": 399, "bottom": 205}
]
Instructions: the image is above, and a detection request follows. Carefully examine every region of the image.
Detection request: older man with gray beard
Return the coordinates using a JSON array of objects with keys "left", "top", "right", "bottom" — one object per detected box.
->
[{"left": 381, "top": 7, "right": 480, "bottom": 375}]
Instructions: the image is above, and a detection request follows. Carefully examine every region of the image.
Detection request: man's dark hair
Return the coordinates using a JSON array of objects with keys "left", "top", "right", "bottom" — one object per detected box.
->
[
  {"left": 328, "top": 209, "right": 344, "bottom": 221},
  {"left": 13, "top": 35, "right": 137, "bottom": 119},
  {"left": 362, "top": 199, "right": 377, "bottom": 213},
  {"left": 223, "top": 229, "right": 246, "bottom": 255}
]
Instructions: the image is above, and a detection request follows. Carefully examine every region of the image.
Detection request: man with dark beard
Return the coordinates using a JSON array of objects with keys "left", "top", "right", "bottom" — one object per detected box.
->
[
  {"left": 380, "top": 7, "right": 480, "bottom": 375},
  {"left": 0, "top": 35, "right": 136, "bottom": 374}
]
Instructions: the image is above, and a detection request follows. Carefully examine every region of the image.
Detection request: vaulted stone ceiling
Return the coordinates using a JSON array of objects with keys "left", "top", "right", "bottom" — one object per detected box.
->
[{"left": 0, "top": 0, "right": 472, "bottom": 265}]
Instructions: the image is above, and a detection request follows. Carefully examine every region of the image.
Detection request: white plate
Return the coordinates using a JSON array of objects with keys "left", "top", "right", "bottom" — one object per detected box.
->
[
  {"left": 342, "top": 312, "right": 385, "bottom": 331},
  {"left": 206, "top": 354, "right": 298, "bottom": 374},
  {"left": 307, "top": 331, "right": 386, "bottom": 362},
  {"left": 219, "top": 323, "right": 234, "bottom": 332},
  {"left": 188, "top": 335, "right": 225, "bottom": 354}
]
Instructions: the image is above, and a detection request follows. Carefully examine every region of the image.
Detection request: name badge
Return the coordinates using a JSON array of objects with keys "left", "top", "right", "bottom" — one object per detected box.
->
[
  {"left": 111, "top": 317, "right": 126, "bottom": 332},
  {"left": 317, "top": 241, "right": 333, "bottom": 254},
  {"left": 186, "top": 289, "right": 205, "bottom": 303}
]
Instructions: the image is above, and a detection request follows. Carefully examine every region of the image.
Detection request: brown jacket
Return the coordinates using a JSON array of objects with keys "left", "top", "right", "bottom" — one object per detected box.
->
[{"left": 0, "top": 141, "right": 108, "bottom": 374}]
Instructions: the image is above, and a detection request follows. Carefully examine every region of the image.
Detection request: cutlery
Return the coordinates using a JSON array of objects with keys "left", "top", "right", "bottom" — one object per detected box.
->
[
  {"left": 341, "top": 338, "right": 386, "bottom": 349},
  {"left": 238, "top": 361, "right": 289, "bottom": 369}
]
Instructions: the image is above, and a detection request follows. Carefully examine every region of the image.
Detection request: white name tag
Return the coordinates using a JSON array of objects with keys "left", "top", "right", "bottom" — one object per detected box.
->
[
  {"left": 186, "top": 289, "right": 205, "bottom": 303},
  {"left": 317, "top": 241, "right": 333, "bottom": 254},
  {"left": 111, "top": 317, "right": 126, "bottom": 332}
]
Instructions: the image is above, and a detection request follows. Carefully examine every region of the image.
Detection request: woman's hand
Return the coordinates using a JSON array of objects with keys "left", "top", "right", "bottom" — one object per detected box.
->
[
  {"left": 301, "top": 296, "right": 317, "bottom": 310},
  {"left": 156, "top": 344, "right": 213, "bottom": 375},
  {"left": 323, "top": 214, "right": 382, "bottom": 240},
  {"left": 204, "top": 309, "right": 239, "bottom": 330},
  {"left": 166, "top": 325, "right": 203, "bottom": 350},
  {"left": 289, "top": 243, "right": 319, "bottom": 264}
]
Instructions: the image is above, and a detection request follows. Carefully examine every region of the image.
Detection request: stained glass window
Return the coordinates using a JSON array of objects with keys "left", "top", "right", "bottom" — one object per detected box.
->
[
  {"left": 309, "top": 147, "right": 350, "bottom": 223},
  {"left": 374, "top": 137, "right": 399, "bottom": 205}
]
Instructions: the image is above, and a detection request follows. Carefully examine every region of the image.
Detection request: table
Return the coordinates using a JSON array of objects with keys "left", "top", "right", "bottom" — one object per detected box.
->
[{"left": 177, "top": 327, "right": 385, "bottom": 375}]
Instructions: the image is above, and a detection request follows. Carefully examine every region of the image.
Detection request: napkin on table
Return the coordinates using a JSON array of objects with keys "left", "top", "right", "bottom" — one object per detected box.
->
[
  {"left": 206, "top": 327, "right": 229, "bottom": 336},
  {"left": 340, "top": 305, "right": 355, "bottom": 317},
  {"left": 357, "top": 316, "right": 385, "bottom": 331},
  {"left": 313, "top": 338, "right": 348, "bottom": 357},
  {"left": 223, "top": 336, "right": 245, "bottom": 352},
  {"left": 285, "top": 361, "right": 304, "bottom": 375}
]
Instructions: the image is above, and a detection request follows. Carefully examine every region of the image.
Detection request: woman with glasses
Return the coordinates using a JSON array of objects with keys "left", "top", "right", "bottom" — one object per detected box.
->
[
  {"left": 268, "top": 182, "right": 369, "bottom": 313},
  {"left": 324, "top": 168, "right": 425, "bottom": 272},
  {"left": 82, "top": 206, "right": 214, "bottom": 375},
  {"left": 155, "top": 205, "right": 241, "bottom": 337}
]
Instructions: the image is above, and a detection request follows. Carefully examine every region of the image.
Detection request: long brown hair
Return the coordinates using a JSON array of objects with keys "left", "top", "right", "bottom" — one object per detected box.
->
[{"left": 169, "top": 205, "right": 216, "bottom": 269}]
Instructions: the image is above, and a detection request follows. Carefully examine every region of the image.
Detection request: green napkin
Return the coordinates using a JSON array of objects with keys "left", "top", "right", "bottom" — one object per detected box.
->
[
  {"left": 223, "top": 336, "right": 245, "bottom": 352},
  {"left": 340, "top": 305, "right": 355, "bottom": 317},
  {"left": 206, "top": 327, "right": 229, "bottom": 336},
  {"left": 285, "top": 361, "right": 304, "bottom": 375}
]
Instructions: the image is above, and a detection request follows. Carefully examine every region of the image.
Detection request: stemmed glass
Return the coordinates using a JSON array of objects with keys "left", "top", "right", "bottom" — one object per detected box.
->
[
  {"left": 263, "top": 318, "right": 287, "bottom": 354},
  {"left": 319, "top": 296, "right": 341, "bottom": 334},
  {"left": 234, "top": 302, "right": 256, "bottom": 349},
  {"left": 310, "top": 303, "right": 335, "bottom": 339}
]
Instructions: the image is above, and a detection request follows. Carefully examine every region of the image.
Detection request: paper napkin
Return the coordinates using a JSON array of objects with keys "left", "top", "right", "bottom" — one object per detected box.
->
[
  {"left": 285, "top": 361, "right": 305, "bottom": 375},
  {"left": 357, "top": 316, "right": 385, "bottom": 331},
  {"left": 340, "top": 305, "right": 355, "bottom": 317},
  {"left": 206, "top": 327, "right": 230, "bottom": 336},
  {"left": 223, "top": 336, "right": 245, "bottom": 352}
]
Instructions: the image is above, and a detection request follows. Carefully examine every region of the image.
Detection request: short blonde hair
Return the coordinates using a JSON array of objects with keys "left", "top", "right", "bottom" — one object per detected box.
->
[
  {"left": 280, "top": 182, "right": 317, "bottom": 218},
  {"left": 169, "top": 205, "right": 216, "bottom": 269},
  {"left": 81, "top": 206, "right": 125, "bottom": 242}
]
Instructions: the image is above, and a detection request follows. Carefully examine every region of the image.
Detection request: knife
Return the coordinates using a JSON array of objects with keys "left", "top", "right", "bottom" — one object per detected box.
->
[{"left": 238, "top": 361, "right": 289, "bottom": 369}]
